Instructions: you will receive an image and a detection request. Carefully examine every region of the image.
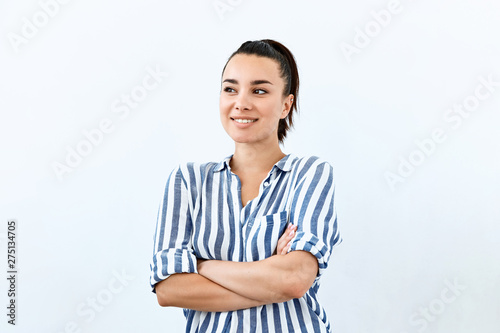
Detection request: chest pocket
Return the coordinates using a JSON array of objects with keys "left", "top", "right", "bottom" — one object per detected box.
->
[{"left": 244, "top": 210, "right": 288, "bottom": 261}]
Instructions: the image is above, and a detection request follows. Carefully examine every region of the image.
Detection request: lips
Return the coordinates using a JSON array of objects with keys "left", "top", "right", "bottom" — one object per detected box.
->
[
  {"left": 230, "top": 116, "right": 258, "bottom": 123},
  {"left": 233, "top": 118, "right": 257, "bottom": 123}
]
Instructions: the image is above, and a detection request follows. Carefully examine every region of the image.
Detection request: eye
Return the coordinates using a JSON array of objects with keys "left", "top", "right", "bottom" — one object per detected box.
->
[
  {"left": 254, "top": 89, "right": 267, "bottom": 95},
  {"left": 223, "top": 87, "right": 236, "bottom": 93}
]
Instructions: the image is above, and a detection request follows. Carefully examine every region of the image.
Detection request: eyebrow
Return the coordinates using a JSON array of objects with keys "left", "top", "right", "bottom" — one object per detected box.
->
[{"left": 222, "top": 79, "right": 273, "bottom": 85}]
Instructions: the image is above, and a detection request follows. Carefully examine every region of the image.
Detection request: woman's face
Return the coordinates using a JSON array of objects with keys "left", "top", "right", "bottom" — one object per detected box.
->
[{"left": 219, "top": 54, "right": 293, "bottom": 145}]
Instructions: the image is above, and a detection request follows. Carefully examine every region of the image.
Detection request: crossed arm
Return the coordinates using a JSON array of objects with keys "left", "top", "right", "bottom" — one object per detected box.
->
[{"left": 155, "top": 224, "right": 319, "bottom": 312}]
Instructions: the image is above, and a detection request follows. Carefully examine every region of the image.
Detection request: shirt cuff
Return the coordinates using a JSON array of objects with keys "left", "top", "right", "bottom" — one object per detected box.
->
[{"left": 150, "top": 248, "right": 198, "bottom": 292}]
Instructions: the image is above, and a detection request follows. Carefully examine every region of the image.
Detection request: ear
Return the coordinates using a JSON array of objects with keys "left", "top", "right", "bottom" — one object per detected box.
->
[{"left": 281, "top": 94, "right": 294, "bottom": 119}]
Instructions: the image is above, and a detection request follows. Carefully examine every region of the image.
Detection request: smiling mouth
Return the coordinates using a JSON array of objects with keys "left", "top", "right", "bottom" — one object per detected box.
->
[{"left": 232, "top": 118, "right": 258, "bottom": 123}]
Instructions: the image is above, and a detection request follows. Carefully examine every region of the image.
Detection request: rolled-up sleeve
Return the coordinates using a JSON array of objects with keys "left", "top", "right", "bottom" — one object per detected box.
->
[
  {"left": 150, "top": 165, "right": 197, "bottom": 293},
  {"left": 287, "top": 160, "right": 342, "bottom": 282}
]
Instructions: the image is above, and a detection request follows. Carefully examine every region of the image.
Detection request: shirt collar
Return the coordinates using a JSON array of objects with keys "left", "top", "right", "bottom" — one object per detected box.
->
[
  {"left": 213, "top": 154, "right": 232, "bottom": 172},
  {"left": 275, "top": 153, "right": 294, "bottom": 172},
  {"left": 213, "top": 153, "right": 295, "bottom": 173}
]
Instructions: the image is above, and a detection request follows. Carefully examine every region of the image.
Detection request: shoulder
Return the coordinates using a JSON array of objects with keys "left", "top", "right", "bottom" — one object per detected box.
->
[
  {"left": 174, "top": 161, "right": 219, "bottom": 174},
  {"left": 290, "top": 155, "right": 334, "bottom": 176},
  {"left": 286, "top": 155, "right": 335, "bottom": 191},
  {"left": 167, "top": 159, "right": 224, "bottom": 185}
]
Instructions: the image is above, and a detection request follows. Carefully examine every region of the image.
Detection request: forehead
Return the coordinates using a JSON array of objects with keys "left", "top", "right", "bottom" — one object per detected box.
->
[{"left": 222, "top": 54, "right": 282, "bottom": 82}]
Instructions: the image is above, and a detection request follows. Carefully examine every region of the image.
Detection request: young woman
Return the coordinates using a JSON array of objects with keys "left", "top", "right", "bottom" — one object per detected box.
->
[{"left": 150, "top": 39, "right": 342, "bottom": 332}]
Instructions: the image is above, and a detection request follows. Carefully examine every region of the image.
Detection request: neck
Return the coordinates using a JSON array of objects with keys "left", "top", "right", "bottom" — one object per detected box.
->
[{"left": 230, "top": 140, "right": 286, "bottom": 174}]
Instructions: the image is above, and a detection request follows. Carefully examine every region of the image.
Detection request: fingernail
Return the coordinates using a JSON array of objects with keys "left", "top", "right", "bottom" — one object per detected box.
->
[
  {"left": 288, "top": 224, "right": 293, "bottom": 229},
  {"left": 289, "top": 230, "right": 294, "bottom": 236}
]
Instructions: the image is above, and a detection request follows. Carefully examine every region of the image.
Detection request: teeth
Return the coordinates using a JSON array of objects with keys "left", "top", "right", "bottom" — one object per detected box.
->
[{"left": 234, "top": 119, "right": 257, "bottom": 123}]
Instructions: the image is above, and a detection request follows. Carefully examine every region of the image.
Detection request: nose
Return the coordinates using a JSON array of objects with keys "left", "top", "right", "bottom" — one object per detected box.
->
[{"left": 235, "top": 92, "right": 251, "bottom": 111}]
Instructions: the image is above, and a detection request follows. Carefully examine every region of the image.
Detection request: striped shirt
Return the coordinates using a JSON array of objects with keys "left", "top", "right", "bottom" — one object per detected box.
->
[{"left": 150, "top": 154, "right": 342, "bottom": 332}]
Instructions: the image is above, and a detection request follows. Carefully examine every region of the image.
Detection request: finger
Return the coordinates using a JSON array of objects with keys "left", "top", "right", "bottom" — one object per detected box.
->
[
  {"left": 278, "top": 224, "right": 294, "bottom": 246},
  {"left": 281, "top": 240, "right": 293, "bottom": 255},
  {"left": 284, "top": 225, "right": 296, "bottom": 242},
  {"left": 277, "top": 238, "right": 288, "bottom": 255},
  {"left": 277, "top": 224, "right": 297, "bottom": 255},
  {"left": 277, "top": 238, "right": 289, "bottom": 255}
]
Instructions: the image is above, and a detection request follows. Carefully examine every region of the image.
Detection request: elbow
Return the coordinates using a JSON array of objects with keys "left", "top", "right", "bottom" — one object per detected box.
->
[
  {"left": 284, "top": 278, "right": 311, "bottom": 300},
  {"left": 156, "top": 293, "right": 170, "bottom": 307},
  {"left": 281, "top": 251, "right": 318, "bottom": 300},
  {"left": 278, "top": 273, "right": 313, "bottom": 301},
  {"left": 155, "top": 281, "right": 172, "bottom": 307},
  {"left": 281, "top": 264, "right": 317, "bottom": 300}
]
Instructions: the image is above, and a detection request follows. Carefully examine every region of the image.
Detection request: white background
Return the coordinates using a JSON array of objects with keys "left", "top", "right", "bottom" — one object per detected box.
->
[{"left": 1, "top": 0, "right": 499, "bottom": 332}]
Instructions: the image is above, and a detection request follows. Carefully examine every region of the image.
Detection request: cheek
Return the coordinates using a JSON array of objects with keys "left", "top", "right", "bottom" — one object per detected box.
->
[
  {"left": 219, "top": 101, "right": 230, "bottom": 125},
  {"left": 219, "top": 98, "right": 231, "bottom": 114}
]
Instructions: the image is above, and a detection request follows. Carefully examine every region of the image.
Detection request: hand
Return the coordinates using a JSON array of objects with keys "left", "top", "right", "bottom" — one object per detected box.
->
[{"left": 275, "top": 223, "right": 297, "bottom": 255}]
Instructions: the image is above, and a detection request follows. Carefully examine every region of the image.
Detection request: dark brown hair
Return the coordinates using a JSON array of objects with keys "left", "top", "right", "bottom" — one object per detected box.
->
[{"left": 221, "top": 39, "right": 300, "bottom": 143}]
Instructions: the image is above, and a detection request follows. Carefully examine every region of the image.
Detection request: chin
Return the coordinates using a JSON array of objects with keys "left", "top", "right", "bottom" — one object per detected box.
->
[
  {"left": 228, "top": 133, "right": 261, "bottom": 144},
  {"left": 231, "top": 136, "right": 255, "bottom": 144}
]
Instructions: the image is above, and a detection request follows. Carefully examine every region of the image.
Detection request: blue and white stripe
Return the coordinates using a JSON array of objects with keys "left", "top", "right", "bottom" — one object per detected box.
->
[{"left": 150, "top": 154, "right": 342, "bottom": 332}]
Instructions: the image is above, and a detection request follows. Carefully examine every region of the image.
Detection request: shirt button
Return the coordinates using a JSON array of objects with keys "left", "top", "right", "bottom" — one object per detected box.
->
[{"left": 264, "top": 181, "right": 269, "bottom": 187}]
